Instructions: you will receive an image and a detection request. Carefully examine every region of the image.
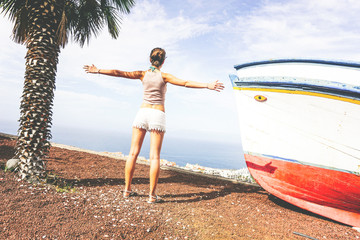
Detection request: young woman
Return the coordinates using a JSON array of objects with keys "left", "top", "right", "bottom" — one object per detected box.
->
[{"left": 84, "top": 48, "right": 224, "bottom": 203}]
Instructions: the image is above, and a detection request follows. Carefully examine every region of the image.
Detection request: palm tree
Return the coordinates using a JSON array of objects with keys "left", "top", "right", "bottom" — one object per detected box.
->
[{"left": 0, "top": 0, "right": 135, "bottom": 181}]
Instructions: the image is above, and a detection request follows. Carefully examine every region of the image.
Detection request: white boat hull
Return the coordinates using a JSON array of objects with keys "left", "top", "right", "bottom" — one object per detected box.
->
[{"left": 234, "top": 89, "right": 360, "bottom": 174}]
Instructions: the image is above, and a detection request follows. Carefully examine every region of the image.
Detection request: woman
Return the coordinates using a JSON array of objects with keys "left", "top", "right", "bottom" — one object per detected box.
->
[{"left": 84, "top": 48, "right": 224, "bottom": 203}]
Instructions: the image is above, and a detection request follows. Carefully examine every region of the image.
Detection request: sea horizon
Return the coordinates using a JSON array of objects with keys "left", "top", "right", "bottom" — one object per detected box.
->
[{"left": 0, "top": 120, "right": 246, "bottom": 170}]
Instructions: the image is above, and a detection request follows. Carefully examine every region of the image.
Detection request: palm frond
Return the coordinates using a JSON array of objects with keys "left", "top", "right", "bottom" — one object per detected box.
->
[
  {"left": 71, "top": 0, "right": 104, "bottom": 46},
  {"left": 1, "top": 0, "right": 29, "bottom": 44},
  {"left": 0, "top": 0, "right": 24, "bottom": 19},
  {"left": 99, "top": 1, "right": 121, "bottom": 39},
  {"left": 71, "top": 0, "right": 135, "bottom": 46},
  {"left": 108, "top": 0, "right": 135, "bottom": 13},
  {"left": 57, "top": 1, "right": 74, "bottom": 48},
  {"left": 2, "top": 0, "right": 136, "bottom": 47},
  {"left": 12, "top": 4, "right": 29, "bottom": 44}
]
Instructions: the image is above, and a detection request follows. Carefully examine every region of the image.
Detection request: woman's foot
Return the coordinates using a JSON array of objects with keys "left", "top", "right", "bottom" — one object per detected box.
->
[
  {"left": 147, "top": 195, "right": 164, "bottom": 204},
  {"left": 123, "top": 190, "right": 138, "bottom": 198}
]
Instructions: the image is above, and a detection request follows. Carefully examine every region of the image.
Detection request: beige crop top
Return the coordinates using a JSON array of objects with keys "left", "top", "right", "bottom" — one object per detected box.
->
[{"left": 142, "top": 71, "right": 167, "bottom": 105}]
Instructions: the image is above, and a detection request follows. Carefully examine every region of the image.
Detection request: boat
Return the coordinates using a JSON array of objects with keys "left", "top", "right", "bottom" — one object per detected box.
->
[{"left": 229, "top": 59, "right": 360, "bottom": 228}]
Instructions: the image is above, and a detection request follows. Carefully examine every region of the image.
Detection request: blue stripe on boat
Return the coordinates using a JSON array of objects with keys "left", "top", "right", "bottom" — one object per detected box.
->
[
  {"left": 232, "top": 76, "right": 360, "bottom": 101},
  {"left": 234, "top": 59, "right": 360, "bottom": 70}
]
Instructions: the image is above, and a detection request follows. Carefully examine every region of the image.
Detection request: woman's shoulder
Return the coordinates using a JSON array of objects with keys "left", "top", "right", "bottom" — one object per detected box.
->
[
  {"left": 160, "top": 72, "right": 172, "bottom": 79},
  {"left": 161, "top": 72, "right": 178, "bottom": 83},
  {"left": 132, "top": 70, "right": 146, "bottom": 80}
]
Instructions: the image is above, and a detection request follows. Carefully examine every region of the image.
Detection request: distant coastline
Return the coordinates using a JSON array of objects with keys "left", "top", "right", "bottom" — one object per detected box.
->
[
  {"left": 51, "top": 138, "right": 255, "bottom": 185},
  {"left": 0, "top": 131, "right": 255, "bottom": 185},
  {"left": 0, "top": 120, "right": 246, "bottom": 170}
]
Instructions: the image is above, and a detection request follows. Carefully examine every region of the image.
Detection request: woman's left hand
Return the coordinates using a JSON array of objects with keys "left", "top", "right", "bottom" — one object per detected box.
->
[{"left": 208, "top": 80, "right": 225, "bottom": 92}]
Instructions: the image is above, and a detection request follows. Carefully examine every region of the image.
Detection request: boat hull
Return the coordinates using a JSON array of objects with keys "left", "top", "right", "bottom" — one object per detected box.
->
[
  {"left": 245, "top": 154, "right": 360, "bottom": 227},
  {"left": 231, "top": 60, "right": 360, "bottom": 227}
]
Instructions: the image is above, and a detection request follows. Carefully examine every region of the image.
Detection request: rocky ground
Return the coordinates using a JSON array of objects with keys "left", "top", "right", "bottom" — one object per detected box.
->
[{"left": 1, "top": 135, "right": 359, "bottom": 239}]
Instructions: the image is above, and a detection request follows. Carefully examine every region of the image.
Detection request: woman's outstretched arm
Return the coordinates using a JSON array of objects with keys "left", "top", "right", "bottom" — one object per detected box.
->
[
  {"left": 162, "top": 73, "right": 224, "bottom": 92},
  {"left": 83, "top": 64, "right": 145, "bottom": 80}
]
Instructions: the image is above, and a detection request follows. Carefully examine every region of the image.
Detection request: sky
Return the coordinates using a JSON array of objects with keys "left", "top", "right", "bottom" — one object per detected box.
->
[{"left": 1, "top": 0, "right": 360, "bottom": 147}]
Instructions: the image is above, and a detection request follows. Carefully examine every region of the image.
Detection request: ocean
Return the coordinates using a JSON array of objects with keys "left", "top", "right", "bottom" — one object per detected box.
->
[
  {"left": 51, "top": 126, "right": 246, "bottom": 170},
  {"left": 1, "top": 121, "right": 246, "bottom": 170}
]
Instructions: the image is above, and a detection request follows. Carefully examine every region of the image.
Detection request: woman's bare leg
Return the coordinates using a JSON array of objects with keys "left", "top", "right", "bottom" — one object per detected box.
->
[
  {"left": 124, "top": 127, "right": 146, "bottom": 194},
  {"left": 149, "top": 130, "right": 165, "bottom": 198}
]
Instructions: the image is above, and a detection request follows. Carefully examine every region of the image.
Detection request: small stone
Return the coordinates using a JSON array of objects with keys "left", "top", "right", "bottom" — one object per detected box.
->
[{"left": 6, "top": 159, "right": 20, "bottom": 171}]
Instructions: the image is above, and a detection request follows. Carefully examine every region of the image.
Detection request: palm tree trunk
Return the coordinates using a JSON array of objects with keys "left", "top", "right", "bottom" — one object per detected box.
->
[{"left": 15, "top": 0, "right": 62, "bottom": 181}]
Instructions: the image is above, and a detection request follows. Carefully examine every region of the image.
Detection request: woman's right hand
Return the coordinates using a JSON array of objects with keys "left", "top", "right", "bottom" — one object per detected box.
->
[{"left": 83, "top": 64, "right": 99, "bottom": 74}]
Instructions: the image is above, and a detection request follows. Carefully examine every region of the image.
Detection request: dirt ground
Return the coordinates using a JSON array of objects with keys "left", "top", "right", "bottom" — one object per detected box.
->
[{"left": 1, "top": 135, "right": 359, "bottom": 239}]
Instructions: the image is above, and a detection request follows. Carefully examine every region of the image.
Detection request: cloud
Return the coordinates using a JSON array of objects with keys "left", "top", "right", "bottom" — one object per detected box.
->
[
  {"left": 83, "top": 76, "right": 141, "bottom": 97},
  {"left": 52, "top": 90, "right": 133, "bottom": 129},
  {"left": 224, "top": 0, "right": 360, "bottom": 62},
  {"left": 121, "top": 0, "right": 212, "bottom": 48}
]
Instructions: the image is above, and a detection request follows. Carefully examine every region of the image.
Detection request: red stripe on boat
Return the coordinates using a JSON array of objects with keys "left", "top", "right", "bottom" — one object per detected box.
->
[{"left": 245, "top": 154, "right": 360, "bottom": 227}]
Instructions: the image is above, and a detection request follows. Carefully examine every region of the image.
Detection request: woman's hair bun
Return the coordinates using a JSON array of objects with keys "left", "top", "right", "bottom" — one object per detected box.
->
[{"left": 150, "top": 48, "right": 166, "bottom": 67}]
